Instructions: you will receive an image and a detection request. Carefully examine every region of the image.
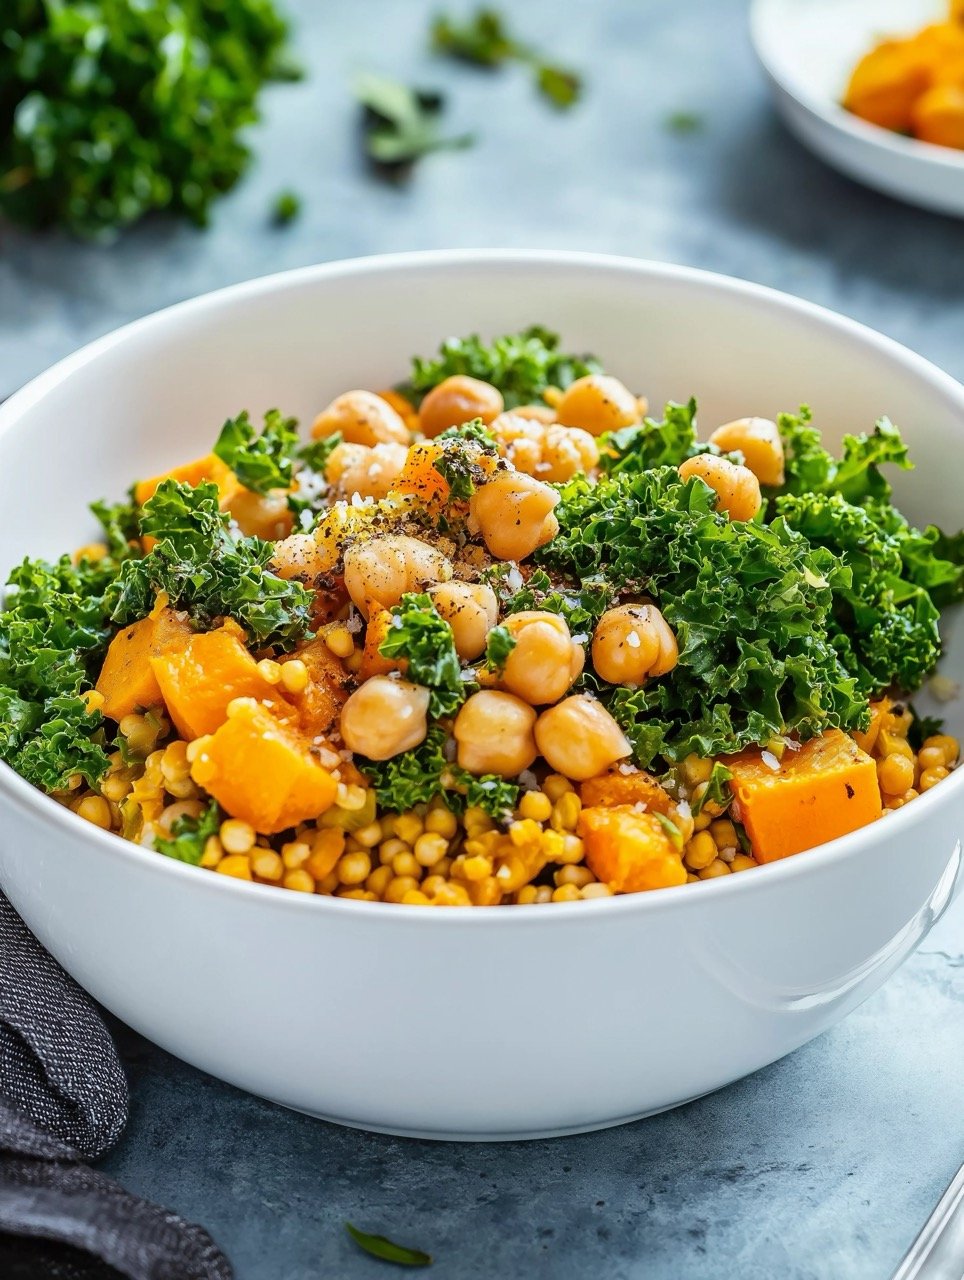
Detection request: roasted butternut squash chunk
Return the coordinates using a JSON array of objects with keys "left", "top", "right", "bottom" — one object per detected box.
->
[
  {"left": 844, "top": 39, "right": 932, "bottom": 132},
  {"left": 357, "top": 605, "right": 402, "bottom": 681},
  {"left": 727, "top": 729, "right": 881, "bottom": 863},
  {"left": 578, "top": 805, "right": 686, "bottom": 893},
  {"left": 852, "top": 698, "right": 891, "bottom": 756},
  {"left": 190, "top": 698, "right": 338, "bottom": 833},
  {"left": 95, "top": 606, "right": 193, "bottom": 721},
  {"left": 134, "top": 454, "right": 231, "bottom": 507},
  {"left": 279, "top": 638, "right": 350, "bottom": 739},
  {"left": 394, "top": 441, "right": 450, "bottom": 505},
  {"left": 151, "top": 622, "right": 292, "bottom": 740},
  {"left": 580, "top": 768, "right": 673, "bottom": 815}
]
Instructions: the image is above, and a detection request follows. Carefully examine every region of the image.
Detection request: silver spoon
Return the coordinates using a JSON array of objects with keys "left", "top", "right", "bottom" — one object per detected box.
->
[{"left": 891, "top": 1163, "right": 964, "bottom": 1280}]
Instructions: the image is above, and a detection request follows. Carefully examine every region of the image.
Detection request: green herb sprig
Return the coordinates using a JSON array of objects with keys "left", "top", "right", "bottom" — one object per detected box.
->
[
  {"left": 355, "top": 73, "right": 474, "bottom": 169},
  {"left": 432, "top": 8, "right": 582, "bottom": 109}
]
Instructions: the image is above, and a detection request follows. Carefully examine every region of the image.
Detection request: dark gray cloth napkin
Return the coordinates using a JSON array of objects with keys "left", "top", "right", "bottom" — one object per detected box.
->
[{"left": 0, "top": 892, "right": 233, "bottom": 1279}]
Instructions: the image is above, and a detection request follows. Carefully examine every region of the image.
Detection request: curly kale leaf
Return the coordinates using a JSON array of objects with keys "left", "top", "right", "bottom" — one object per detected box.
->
[
  {"left": 359, "top": 726, "right": 519, "bottom": 820},
  {"left": 401, "top": 325, "right": 601, "bottom": 408},
  {"left": 484, "top": 625, "right": 516, "bottom": 673},
  {"left": 496, "top": 568, "right": 613, "bottom": 634},
  {"left": 107, "top": 480, "right": 312, "bottom": 648},
  {"left": 599, "top": 399, "right": 701, "bottom": 474},
  {"left": 0, "top": 0, "right": 295, "bottom": 239},
  {"left": 378, "top": 594, "right": 466, "bottom": 718},
  {"left": 430, "top": 423, "right": 501, "bottom": 498},
  {"left": 539, "top": 466, "right": 866, "bottom": 765},
  {"left": 776, "top": 409, "right": 912, "bottom": 503},
  {"left": 0, "top": 553, "right": 122, "bottom": 791},
  {"left": 213, "top": 409, "right": 299, "bottom": 494}
]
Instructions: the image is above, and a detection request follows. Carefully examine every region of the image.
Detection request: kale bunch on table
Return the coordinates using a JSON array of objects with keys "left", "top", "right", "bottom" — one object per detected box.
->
[{"left": 0, "top": 0, "right": 295, "bottom": 238}]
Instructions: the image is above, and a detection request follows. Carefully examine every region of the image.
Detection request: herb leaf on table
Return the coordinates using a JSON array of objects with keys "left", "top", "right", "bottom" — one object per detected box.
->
[
  {"left": 345, "top": 1222, "right": 432, "bottom": 1267},
  {"left": 355, "top": 74, "right": 474, "bottom": 169}
]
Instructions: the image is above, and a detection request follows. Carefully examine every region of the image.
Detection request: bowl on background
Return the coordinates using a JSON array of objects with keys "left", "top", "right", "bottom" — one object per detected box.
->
[
  {"left": 0, "top": 250, "right": 962, "bottom": 1141},
  {"left": 751, "top": 0, "right": 964, "bottom": 218}
]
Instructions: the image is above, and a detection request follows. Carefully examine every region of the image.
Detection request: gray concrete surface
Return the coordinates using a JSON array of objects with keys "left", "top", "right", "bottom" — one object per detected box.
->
[{"left": 1, "top": 1, "right": 962, "bottom": 1276}]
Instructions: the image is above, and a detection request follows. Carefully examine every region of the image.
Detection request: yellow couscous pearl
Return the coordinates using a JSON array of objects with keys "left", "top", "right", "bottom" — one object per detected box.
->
[
  {"left": 543, "top": 774, "right": 574, "bottom": 803},
  {"left": 282, "top": 840, "right": 311, "bottom": 869},
  {"left": 101, "top": 773, "right": 131, "bottom": 802},
  {"left": 200, "top": 836, "right": 223, "bottom": 868},
  {"left": 709, "top": 818, "right": 738, "bottom": 850},
  {"left": 684, "top": 831, "right": 717, "bottom": 870},
  {"left": 393, "top": 814, "right": 423, "bottom": 846},
  {"left": 681, "top": 754, "right": 713, "bottom": 786},
  {"left": 391, "top": 851, "right": 421, "bottom": 879},
  {"left": 433, "top": 882, "right": 473, "bottom": 907},
  {"left": 533, "top": 886, "right": 554, "bottom": 904},
  {"left": 515, "top": 885, "right": 540, "bottom": 905},
  {"left": 280, "top": 659, "right": 309, "bottom": 694},
  {"left": 82, "top": 689, "right": 105, "bottom": 713},
  {"left": 283, "top": 869, "right": 315, "bottom": 893},
  {"left": 730, "top": 854, "right": 757, "bottom": 873},
  {"left": 220, "top": 819, "right": 255, "bottom": 855},
  {"left": 365, "top": 865, "right": 392, "bottom": 896},
  {"left": 401, "top": 889, "right": 432, "bottom": 905},
  {"left": 424, "top": 806, "right": 458, "bottom": 838},
  {"left": 335, "top": 783, "right": 368, "bottom": 811},
  {"left": 877, "top": 753, "right": 915, "bottom": 796},
  {"left": 352, "top": 821, "right": 383, "bottom": 848},
  {"left": 555, "top": 865, "right": 594, "bottom": 888},
  {"left": 699, "top": 858, "right": 731, "bottom": 880},
  {"left": 324, "top": 625, "right": 355, "bottom": 659},
  {"left": 552, "top": 884, "right": 582, "bottom": 903},
  {"left": 462, "top": 854, "right": 492, "bottom": 882},
  {"left": 923, "top": 734, "right": 959, "bottom": 766},
  {"left": 550, "top": 792, "right": 582, "bottom": 832},
  {"left": 338, "top": 851, "right": 372, "bottom": 884},
  {"left": 917, "top": 746, "right": 945, "bottom": 772},
  {"left": 385, "top": 875, "right": 421, "bottom": 903},
  {"left": 217, "top": 855, "right": 252, "bottom": 880},
  {"left": 75, "top": 795, "right": 112, "bottom": 829},
  {"left": 556, "top": 833, "right": 584, "bottom": 865},
  {"left": 256, "top": 659, "right": 282, "bottom": 684},
  {"left": 414, "top": 832, "right": 448, "bottom": 866},
  {"left": 519, "top": 790, "right": 553, "bottom": 823},
  {"left": 920, "top": 766, "right": 949, "bottom": 791},
  {"left": 252, "top": 849, "right": 284, "bottom": 880},
  {"left": 580, "top": 882, "right": 613, "bottom": 899}
]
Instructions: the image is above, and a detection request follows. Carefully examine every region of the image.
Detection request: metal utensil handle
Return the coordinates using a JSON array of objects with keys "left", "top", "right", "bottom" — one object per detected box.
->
[{"left": 892, "top": 1164, "right": 964, "bottom": 1280}]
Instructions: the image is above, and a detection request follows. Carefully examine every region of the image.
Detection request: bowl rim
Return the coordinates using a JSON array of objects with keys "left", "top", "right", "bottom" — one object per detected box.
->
[
  {"left": 749, "top": 0, "right": 964, "bottom": 174},
  {"left": 1, "top": 247, "right": 962, "bottom": 926}
]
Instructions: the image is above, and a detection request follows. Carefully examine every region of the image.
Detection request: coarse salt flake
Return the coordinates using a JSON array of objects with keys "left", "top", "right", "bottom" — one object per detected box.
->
[{"left": 761, "top": 750, "right": 780, "bottom": 772}]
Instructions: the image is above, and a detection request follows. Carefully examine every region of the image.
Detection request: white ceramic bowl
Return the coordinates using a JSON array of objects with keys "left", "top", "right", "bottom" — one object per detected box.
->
[
  {"left": 1, "top": 251, "right": 962, "bottom": 1141},
  {"left": 751, "top": 0, "right": 964, "bottom": 219}
]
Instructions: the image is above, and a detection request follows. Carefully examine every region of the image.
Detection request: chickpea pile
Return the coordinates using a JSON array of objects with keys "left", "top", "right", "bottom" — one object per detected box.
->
[{"left": 62, "top": 359, "right": 960, "bottom": 907}]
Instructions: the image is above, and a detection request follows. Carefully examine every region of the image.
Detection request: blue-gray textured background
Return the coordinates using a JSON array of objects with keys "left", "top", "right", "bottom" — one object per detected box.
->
[{"left": 2, "top": 1, "right": 963, "bottom": 1277}]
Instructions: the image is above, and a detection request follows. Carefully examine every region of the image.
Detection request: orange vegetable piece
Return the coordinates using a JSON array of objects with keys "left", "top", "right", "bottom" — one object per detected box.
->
[
  {"left": 151, "top": 622, "right": 292, "bottom": 740},
  {"left": 579, "top": 768, "right": 673, "bottom": 815},
  {"left": 726, "top": 729, "right": 881, "bottom": 864},
  {"left": 133, "top": 454, "right": 231, "bottom": 507},
  {"left": 852, "top": 697, "right": 891, "bottom": 756},
  {"left": 357, "top": 605, "right": 402, "bottom": 681},
  {"left": 394, "top": 441, "right": 450, "bottom": 506},
  {"left": 578, "top": 806, "right": 686, "bottom": 893},
  {"left": 279, "top": 638, "right": 350, "bottom": 739},
  {"left": 190, "top": 699, "right": 338, "bottom": 834},
  {"left": 912, "top": 82, "right": 964, "bottom": 147},
  {"left": 844, "top": 38, "right": 932, "bottom": 132},
  {"left": 95, "top": 607, "right": 193, "bottom": 721}
]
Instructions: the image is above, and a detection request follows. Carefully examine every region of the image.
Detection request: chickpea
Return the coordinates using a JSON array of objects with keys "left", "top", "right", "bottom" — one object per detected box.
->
[
  {"left": 501, "top": 611, "right": 584, "bottom": 705},
  {"left": 312, "top": 390, "right": 410, "bottom": 447},
  {"left": 512, "top": 404, "right": 557, "bottom": 425},
  {"left": 453, "top": 690, "right": 538, "bottom": 778},
  {"left": 554, "top": 374, "right": 640, "bottom": 437},
  {"left": 469, "top": 470, "right": 560, "bottom": 561},
  {"left": 419, "top": 375, "right": 504, "bottom": 439},
  {"left": 270, "top": 532, "right": 330, "bottom": 581},
  {"left": 429, "top": 581, "right": 498, "bottom": 661},
  {"left": 678, "top": 453, "right": 762, "bottom": 521},
  {"left": 343, "top": 535, "right": 453, "bottom": 614},
  {"left": 326, "top": 440, "right": 408, "bottom": 500},
  {"left": 489, "top": 414, "right": 599, "bottom": 483},
  {"left": 708, "top": 417, "right": 785, "bottom": 487},
  {"left": 534, "top": 695, "right": 632, "bottom": 780},
  {"left": 592, "top": 603, "right": 678, "bottom": 685},
  {"left": 340, "top": 677, "right": 430, "bottom": 759}
]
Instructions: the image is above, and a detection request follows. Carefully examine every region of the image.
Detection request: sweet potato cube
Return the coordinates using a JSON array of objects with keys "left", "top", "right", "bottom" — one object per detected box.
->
[
  {"left": 133, "top": 454, "right": 230, "bottom": 507},
  {"left": 279, "top": 638, "right": 350, "bottom": 739},
  {"left": 358, "top": 605, "right": 403, "bottom": 681},
  {"left": 190, "top": 699, "right": 338, "bottom": 834},
  {"left": 580, "top": 768, "right": 673, "bottom": 816},
  {"left": 96, "top": 607, "right": 193, "bottom": 721},
  {"left": 151, "top": 623, "right": 292, "bottom": 740},
  {"left": 394, "top": 441, "right": 450, "bottom": 505},
  {"left": 578, "top": 806, "right": 686, "bottom": 893},
  {"left": 727, "top": 729, "right": 881, "bottom": 863}
]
